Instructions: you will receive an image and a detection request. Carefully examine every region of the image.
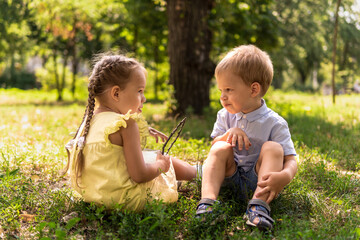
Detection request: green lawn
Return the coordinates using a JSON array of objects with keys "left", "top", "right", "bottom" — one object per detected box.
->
[{"left": 0, "top": 89, "right": 359, "bottom": 239}]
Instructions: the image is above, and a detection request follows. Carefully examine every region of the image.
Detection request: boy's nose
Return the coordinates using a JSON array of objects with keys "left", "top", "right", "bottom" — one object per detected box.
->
[{"left": 142, "top": 95, "right": 146, "bottom": 103}]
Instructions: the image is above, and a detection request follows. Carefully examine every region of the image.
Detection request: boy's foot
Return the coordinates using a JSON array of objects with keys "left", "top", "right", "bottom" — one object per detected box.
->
[
  {"left": 195, "top": 198, "right": 219, "bottom": 218},
  {"left": 245, "top": 199, "right": 274, "bottom": 231}
]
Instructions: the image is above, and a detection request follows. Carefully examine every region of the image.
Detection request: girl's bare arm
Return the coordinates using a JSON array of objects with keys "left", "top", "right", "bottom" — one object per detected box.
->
[{"left": 109, "top": 119, "right": 169, "bottom": 183}]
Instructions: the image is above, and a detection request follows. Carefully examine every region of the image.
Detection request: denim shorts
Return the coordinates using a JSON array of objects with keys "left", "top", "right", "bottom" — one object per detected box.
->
[{"left": 219, "top": 165, "right": 258, "bottom": 202}]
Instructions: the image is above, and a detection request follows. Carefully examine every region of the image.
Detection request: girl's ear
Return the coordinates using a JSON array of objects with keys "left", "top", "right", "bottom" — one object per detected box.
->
[
  {"left": 250, "top": 82, "right": 261, "bottom": 97},
  {"left": 110, "top": 86, "right": 121, "bottom": 101}
]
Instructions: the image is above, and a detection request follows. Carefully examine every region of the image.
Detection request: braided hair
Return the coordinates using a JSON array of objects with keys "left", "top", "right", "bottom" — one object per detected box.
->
[{"left": 64, "top": 54, "right": 142, "bottom": 187}]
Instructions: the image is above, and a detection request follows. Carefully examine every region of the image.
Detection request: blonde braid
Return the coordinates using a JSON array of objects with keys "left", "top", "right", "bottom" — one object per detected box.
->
[
  {"left": 73, "top": 80, "right": 97, "bottom": 187},
  {"left": 62, "top": 104, "right": 88, "bottom": 176}
]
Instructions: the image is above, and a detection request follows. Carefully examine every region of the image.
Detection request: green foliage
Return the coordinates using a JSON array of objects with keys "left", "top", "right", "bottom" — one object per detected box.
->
[
  {"left": 0, "top": 0, "right": 359, "bottom": 110},
  {"left": 0, "top": 67, "right": 38, "bottom": 89}
]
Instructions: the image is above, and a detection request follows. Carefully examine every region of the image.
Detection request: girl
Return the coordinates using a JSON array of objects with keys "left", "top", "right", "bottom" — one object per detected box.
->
[{"left": 65, "top": 54, "right": 196, "bottom": 211}]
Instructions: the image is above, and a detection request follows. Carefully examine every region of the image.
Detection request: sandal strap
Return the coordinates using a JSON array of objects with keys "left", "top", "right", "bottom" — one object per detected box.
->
[
  {"left": 197, "top": 198, "right": 217, "bottom": 208},
  {"left": 248, "top": 209, "right": 274, "bottom": 224},
  {"left": 196, "top": 198, "right": 219, "bottom": 215},
  {"left": 247, "top": 199, "right": 271, "bottom": 213}
]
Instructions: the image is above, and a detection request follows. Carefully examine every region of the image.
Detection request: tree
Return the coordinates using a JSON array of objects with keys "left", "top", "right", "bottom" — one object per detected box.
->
[
  {"left": 331, "top": 0, "right": 341, "bottom": 103},
  {"left": 271, "top": 0, "right": 331, "bottom": 88},
  {"left": 30, "top": 0, "right": 95, "bottom": 101},
  {"left": 167, "top": 0, "right": 216, "bottom": 115},
  {"left": 0, "top": 0, "right": 34, "bottom": 88},
  {"left": 124, "top": 0, "right": 168, "bottom": 100}
]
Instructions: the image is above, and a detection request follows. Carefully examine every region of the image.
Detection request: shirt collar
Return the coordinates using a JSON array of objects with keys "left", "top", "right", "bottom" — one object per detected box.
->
[{"left": 235, "top": 99, "right": 269, "bottom": 122}]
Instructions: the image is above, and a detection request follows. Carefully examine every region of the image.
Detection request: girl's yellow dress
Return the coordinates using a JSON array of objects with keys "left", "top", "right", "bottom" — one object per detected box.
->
[{"left": 67, "top": 111, "right": 178, "bottom": 211}]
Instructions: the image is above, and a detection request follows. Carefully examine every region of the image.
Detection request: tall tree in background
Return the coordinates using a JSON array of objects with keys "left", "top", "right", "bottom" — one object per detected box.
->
[
  {"left": 167, "top": 0, "right": 215, "bottom": 115},
  {"left": 124, "top": 0, "right": 168, "bottom": 100},
  {"left": 272, "top": 0, "right": 330, "bottom": 88},
  {"left": 31, "top": 0, "right": 95, "bottom": 101},
  {"left": 0, "top": 0, "right": 33, "bottom": 88},
  {"left": 332, "top": 0, "right": 341, "bottom": 104}
]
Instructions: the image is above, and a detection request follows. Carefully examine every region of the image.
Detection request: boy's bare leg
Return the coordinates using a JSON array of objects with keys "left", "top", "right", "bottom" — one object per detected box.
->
[
  {"left": 201, "top": 141, "right": 237, "bottom": 200},
  {"left": 249, "top": 141, "right": 284, "bottom": 225},
  {"left": 172, "top": 157, "right": 197, "bottom": 181},
  {"left": 253, "top": 141, "right": 284, "bottom": 202}
]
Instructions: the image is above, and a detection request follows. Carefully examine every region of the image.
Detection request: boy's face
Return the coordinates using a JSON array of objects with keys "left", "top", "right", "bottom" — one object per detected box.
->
[{"left": 216, "top": 71, "right": 259, "bottom": 114}]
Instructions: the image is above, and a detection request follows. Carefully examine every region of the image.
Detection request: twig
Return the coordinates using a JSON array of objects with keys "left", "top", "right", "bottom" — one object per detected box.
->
[{"left": 161, "top": 117, "right": 187, "bottom": 155}]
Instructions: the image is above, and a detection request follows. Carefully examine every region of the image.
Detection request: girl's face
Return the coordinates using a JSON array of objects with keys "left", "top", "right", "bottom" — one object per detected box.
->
[{"left": 117, "top": 67, "right": 147, "bottom": 114}]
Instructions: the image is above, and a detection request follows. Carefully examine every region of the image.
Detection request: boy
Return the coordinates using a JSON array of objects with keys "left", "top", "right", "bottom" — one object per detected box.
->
[{"left": 196, "top": 45, "right": 297, "bottom": 231}]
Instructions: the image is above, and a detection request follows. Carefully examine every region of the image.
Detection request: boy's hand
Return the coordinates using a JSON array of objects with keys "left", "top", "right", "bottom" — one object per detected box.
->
[
  {"left": 149, "top": 127, "right": 168, "bottom": 143},
  {"left": 156, "top": 151, "right": 170, "bottom": 173},
  {"left": 216, "top": 128, "right": 251, "bottom": 150},
  {"left": 255, "top": 171, "right": 290, "bottom": 203},
  {"left": 212, "top": 128, "right": 251, "bottom": 150}
]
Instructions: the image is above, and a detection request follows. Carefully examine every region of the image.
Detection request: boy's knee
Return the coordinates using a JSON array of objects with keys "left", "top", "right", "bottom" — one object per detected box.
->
[
  {"left": 206, "top": 141, "right": 236, "bottom": 176},
  {"left": 209, "top": 141, "right": 233, "bottom": 158},
  {"left": 260, "top": 141, "right": 284, "bottom": 158}
]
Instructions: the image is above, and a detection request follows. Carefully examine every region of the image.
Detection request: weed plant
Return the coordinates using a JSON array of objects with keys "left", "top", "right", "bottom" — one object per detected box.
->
[{"left": 0, "top": 89, "right": 359, "bottom": 239}]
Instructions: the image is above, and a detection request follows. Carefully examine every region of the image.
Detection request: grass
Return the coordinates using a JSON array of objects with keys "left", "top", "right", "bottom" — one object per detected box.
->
[{"left": 0, "top": 89, "right": 360, "bottom": 239}]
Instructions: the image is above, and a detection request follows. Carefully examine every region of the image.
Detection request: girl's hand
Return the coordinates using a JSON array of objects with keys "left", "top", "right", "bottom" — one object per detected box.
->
[
  {"left": 255, "top": 172, "right": 289, "bottom": 203},
  {"left": 155, "top": 151, "right": 170, "bottom": 173},
  {"left": 149, "top": 127, "right": 168, "bottom": 143}
]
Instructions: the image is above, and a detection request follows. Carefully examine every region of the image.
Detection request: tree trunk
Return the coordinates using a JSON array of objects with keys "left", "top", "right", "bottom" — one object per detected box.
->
[
  {"left": 61, "top": 54, "right": 68, "bottom": 98},
  {"left": 298, "top": 68, "right": 307, "bottom": 85},
  {"left": 53, "top": 49, "right": 63, "bottom": 101},
  {"left": 71, "top": 45, "right": 78, "bottom": 99},
  {"left": 71, "top": 17, "right": 78, "bottom": 99},
  {"left": 9, "top": 50, "right": 15, "bottom": 88},
  {"left": 167, "top": 0, "right": 215, "bottom": 115},
  {"left": 154, "top": 36, "right": 159, "bottom": 100},
  {"left": 332, "top": 0, "right": 341, "bottom": 104}
]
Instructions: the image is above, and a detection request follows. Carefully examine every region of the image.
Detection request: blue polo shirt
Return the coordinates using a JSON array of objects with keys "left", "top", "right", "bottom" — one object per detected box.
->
[{"left": 211, "top": 99, "right": 296, "bottom": 171}]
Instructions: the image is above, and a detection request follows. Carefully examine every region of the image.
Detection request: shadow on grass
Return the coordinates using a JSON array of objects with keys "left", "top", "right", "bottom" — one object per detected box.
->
[{"left": 285, "top": 112, "right": 360, "bottom": 172}]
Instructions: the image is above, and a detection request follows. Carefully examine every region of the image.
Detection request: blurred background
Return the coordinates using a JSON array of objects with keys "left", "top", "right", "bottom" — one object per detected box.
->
[{"left": 0, "top": 0, "right": 359, "bottom": 114}]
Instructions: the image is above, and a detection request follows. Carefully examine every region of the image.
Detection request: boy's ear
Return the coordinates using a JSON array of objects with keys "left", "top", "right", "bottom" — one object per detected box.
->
[
  {"left": 110, "top": 86, "right": 121, "bottom": 101},
  {"left": 250, "top": 82, "right": 261, "bottom": 97}
]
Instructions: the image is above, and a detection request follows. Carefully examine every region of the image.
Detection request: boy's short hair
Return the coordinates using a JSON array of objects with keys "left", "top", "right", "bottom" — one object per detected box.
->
[{"left": 215, "top": 45, "right": 273, "bottom": 96}]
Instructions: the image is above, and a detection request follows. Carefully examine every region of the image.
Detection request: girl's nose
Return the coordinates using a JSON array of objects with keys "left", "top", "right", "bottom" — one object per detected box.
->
[{"left": 142, "top": 94, "right": 146, "bottom": 103}]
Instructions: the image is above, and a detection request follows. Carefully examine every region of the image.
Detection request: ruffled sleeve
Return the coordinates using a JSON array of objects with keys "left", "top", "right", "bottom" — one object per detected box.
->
[{"left": 104, "top": 110, "right": 149, "bottom": 148}]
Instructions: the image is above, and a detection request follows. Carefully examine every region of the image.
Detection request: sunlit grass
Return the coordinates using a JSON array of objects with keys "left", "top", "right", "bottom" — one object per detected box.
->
[{"left": 1, "top": 89, "right": 360, "bottom": 239}]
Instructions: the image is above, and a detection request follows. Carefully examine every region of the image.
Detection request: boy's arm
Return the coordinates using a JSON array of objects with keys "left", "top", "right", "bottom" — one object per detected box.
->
[
  {"left": 255, "top": 155, "right": 297, "bottom": 202},
  {"left": 281, "top": 155, "right": 298, "bottom": 183}
]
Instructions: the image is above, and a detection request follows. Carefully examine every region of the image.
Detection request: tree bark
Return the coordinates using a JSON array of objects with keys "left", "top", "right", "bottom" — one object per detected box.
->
[
  {"left": 331, "top": 0, "right": 341, "bottom": 104},
  {"left": 71, "top": 45, "right": 78, "bottom": 99},
  {"left": 167, "top": 0, "right": 215, "bottom": 115},
  {"left": 53, "top": 48, "right": 63, "bottom": 101}
]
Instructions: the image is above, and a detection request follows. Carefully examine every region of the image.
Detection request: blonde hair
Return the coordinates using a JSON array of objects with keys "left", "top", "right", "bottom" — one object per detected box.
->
[
  {"left": 215, "top": 45, "right": 273, "bottom": 96},
  {"left": 64, "top": 54, "right": 143, "bottom": 187}
]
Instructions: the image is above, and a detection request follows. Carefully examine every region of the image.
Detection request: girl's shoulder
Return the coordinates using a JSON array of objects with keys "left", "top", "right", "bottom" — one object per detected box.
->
[{"left": 96, "top": 111, "right": 149, "bottom": 146}]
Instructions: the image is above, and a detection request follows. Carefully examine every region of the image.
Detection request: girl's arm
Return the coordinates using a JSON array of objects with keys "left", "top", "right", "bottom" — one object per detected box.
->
[{"left": 116, "top": 118, "right": 169, "bottom": 183}]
